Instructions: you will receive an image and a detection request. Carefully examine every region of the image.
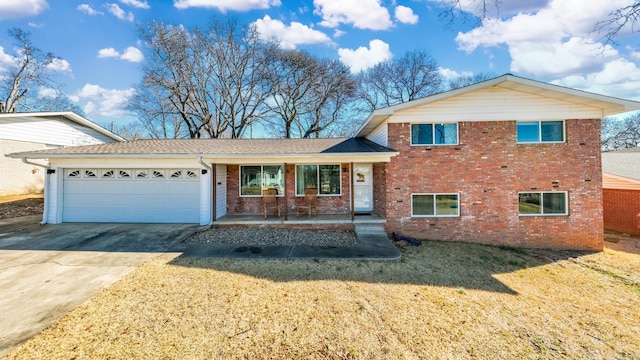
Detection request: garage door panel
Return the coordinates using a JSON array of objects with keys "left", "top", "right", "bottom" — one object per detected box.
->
[{"left": 63, "top": 169, "right": 200, "bottom": 223}]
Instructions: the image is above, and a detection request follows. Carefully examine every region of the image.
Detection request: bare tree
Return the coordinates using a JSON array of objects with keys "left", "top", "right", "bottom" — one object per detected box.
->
[
  {"left": 264, "top": 49, "right": 318, "bottom": 138},
  {"left": 358, "top": 49, "right": 443, "bottom": 112},
  {"left": 0, "top": 28, "right": 60, "bottom": 113},
  {"left": 128, "top": 84, "right": 186, "bottom": 138},
  {"left": 447, "top": 72, "right": 495, "bottom": 90},
  {"left": 264, "top": 49, "right": 357, "bottom": 138},
  {"left": 296, "top": 59, "right": 357, "bottom": 138},
  {"left": 602, "top": 113, "right": 640, "bottom": 150},
  {"left": 594, "top": 2, "right": 640, "bottom": 47},
  {"left": 133, "top": 18, "right": 271, "bottom": 139}
]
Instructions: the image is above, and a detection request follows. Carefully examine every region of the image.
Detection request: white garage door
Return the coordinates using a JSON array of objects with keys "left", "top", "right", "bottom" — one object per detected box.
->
[{"left": 62, "top": 168, "right": 201, "bottom": 223}]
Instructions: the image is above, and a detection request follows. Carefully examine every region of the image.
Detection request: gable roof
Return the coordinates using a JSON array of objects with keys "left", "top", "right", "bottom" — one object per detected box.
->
[
  {"left": 6, "top": 137, "right": 398, "bottom": 161},
  {"left": 356, "top": 73, "right": 640, "bottom": 137},
  {"left": 0, "top": 111, "right": 124, "bottom": 142}
]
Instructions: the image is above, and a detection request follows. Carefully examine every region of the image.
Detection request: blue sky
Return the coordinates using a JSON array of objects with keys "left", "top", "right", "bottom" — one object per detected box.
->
[{"left": 0, "top": 0, "right": 639, "bottom": 126}]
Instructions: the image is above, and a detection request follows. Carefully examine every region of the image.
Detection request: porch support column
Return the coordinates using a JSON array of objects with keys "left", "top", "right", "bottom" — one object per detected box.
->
[
  {"left": 212, "top": 164, "right": 216, "bottom": 222},
  {"left": 350, "top": 162, "right": 354, "bottom": 222},
  {"left": 284, "top": 163, "right": 288, "bottom": 221}
]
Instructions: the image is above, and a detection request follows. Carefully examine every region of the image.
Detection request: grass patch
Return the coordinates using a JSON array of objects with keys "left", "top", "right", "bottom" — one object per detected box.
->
[{"left": 6, "top": 240, "right": 640, "bottom": 359}]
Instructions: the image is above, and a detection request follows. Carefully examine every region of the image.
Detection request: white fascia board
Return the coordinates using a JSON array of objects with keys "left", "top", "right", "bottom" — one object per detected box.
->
[
  {"left": 0, "top": 111, "right": 125, "bottom": 142},
  {"left": 32, "top": 152, "right": 399, "bottom": 165}
]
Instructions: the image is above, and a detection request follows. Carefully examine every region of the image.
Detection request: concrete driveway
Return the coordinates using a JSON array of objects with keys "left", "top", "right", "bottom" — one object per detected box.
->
[{"left": 0, "top": 216, "right": 199, "bottom": 357}]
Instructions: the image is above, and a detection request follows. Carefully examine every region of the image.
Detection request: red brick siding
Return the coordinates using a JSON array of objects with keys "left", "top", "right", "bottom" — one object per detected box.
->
[
  {"left": 384, "top": 120, "right": 603, "bottom": 250},
  {"left": 226, "top": 164, "right": 352, "bottom": 215},
  {"left": 373, "top": 162, "right": 386, "bottom": 217},
  {"left": 603, "top": 189, "right": 640, "bottom": 236}
]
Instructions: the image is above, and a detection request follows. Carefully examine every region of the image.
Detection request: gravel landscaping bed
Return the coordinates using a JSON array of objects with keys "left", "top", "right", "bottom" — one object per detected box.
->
[{"left": 184, "top": 226, "right": 358, "bottom": 247}]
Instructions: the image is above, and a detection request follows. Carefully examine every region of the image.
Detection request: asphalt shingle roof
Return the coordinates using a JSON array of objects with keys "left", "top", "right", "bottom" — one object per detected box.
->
[
  {"left": 602, "top": 148, "right": 640, "bottom": 181},
  {"left": 7, "top": 137, "right": 397, "bottom": 158}
]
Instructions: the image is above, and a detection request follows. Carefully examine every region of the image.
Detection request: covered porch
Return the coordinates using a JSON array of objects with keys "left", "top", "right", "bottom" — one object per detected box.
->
[{"left": 205, "top": 138, "right": 398, "bottom": 225}]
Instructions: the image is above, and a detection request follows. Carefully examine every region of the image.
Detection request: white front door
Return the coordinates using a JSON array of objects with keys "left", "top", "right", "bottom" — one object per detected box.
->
[{"left": 353, "top": 163, "right": 373, "bottom": 212}]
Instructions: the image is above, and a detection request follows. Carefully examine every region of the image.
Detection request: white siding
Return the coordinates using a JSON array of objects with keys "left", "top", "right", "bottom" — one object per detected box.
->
[
  {"left": 0, "top": 116, "right": 114, "bottom": 146},
  {"left": 215, "top": 164, "right": 227, "bottom": 219},
  {"left": 200, "top": 169, "right": 212, "bottom": 225},
  {"left": 366, "top": 123, "right": 388, "bottom": 147},
  {"left": 388, "top": 87, "right": 604, "bottom": 123}
]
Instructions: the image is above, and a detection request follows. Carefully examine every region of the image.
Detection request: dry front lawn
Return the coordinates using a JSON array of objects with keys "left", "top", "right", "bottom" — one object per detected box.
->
[{"left": 7, "top": 237, "right": 640, "bottom": 359}]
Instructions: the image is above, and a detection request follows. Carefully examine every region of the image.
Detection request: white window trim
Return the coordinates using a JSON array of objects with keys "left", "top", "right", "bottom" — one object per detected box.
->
[
  {"left": 411, "top": 193, "right": 460, "bottom": 217},
  {"left": 410, "top": 122, "right": 459, "bottom": 146},
  {"left": 64, "top": 168, "right": 199, "bottom": 181},
  {"left": 516, "top": 120, "right": 566, "bottom": 144},
  {"left": 239, "top": 165, "right": 285, "bottom": 197},
  {"left": 295, "top": 164, "right": 343, "bottom": 197},
  {"left": 518, "top": 191, "right": 569, "bottom": 216}
]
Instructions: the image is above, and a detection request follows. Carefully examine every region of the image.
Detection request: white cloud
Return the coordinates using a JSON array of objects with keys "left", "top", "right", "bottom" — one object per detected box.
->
[
  {"left": 394, "top": 5, "right": 418, "bottom": 24},
  {"left": 46, "top": 58, "right": 72, "bottom": 72},
  {"left": 553, "top": 58, "right": 640, "bottom": 100},
  {"left": 508, "top": 37, "right": 618, "bottom": 77},
  {"left": 453, "top": 0, "right": 640, "bottom": 101},
  {"left": 253, "top": 15, "right": 332, "bottom": 49},
  {"left": 120, "top": 0, "right": 150, "bottom": 9},
  {"left": 438, "top": 67, "right": 472, "bottom": 80},
  {"left": 77, "top": 4, "right": 103, "bottom": 15},
  {"left": 314, "top": 0, "right": 393, "bottom": 30},
  {"left": 431, "top": 0, "right": 551, "bottom": 18},
  {"left": 106, "top": 3, "right": 134, "bottom": 21},
  {"left": 0, "top": 0, "right": 49, "bottom": 20},
  {"left": 74, "top": 84, "right": 136, "bottom": 117},
  {"left": 120, "top": 47, "right": 144, "bottom": 62},
  {"left": 97, "top": 47, "right": 144, "bottom": 62},
  {"left": 173, "top": 0, "right": 281, "bottom": 12},
  {"left": 0, "top": 47, "right": 15, "bottom": 74},
  {"left": 333, "top": 29, "right": 346, "bottom": 38},
  {"left": 28, "top": 22, "right": 45, "bottom": 28},
  {"left": 98, "top": 48, "right": 120, "bottom": 58},
  {"left": 338, "top": 39, "right": 392, "bottom": 73},
  {"left": 38, "top": 87, "right": 58, "bottom": 98}
]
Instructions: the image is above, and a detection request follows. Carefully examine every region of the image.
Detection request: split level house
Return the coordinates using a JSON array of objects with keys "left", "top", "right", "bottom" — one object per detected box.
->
[
  {"left": 0, "top": 112, "right": 123, "bottom": 196},
  {"left": 7, "top": 74, "right": 640, "bottom": 250}
]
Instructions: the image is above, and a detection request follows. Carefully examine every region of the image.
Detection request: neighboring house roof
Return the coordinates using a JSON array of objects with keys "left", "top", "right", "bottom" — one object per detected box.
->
[
  {"left": 356, "top": 73, "right": 640, "bottom": 137},
  {"left": 6, "top": 137, "right": 398, "bottom": 160},
  {"left": 602, "top": 148, "right": 640, "bottom": 189},
  {"left": 0, "top": 112, "right": 124, "bottom": 142}
]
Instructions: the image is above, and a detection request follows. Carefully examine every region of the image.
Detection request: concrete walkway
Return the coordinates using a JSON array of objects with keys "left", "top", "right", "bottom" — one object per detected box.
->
[{"left": 174, "top": 223, "right": 402, "bottom": 261}]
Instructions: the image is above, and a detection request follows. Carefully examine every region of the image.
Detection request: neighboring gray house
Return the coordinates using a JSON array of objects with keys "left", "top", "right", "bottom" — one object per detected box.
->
[
  {"left": 0, "top": 112, "right": 123, "bottom": 196},
  {"left": 602, "top": 148, "right": 640, "bottom": 236}
]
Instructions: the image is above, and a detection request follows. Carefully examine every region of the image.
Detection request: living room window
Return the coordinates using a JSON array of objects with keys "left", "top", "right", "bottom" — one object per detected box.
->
[
  {"left": 518, "top": 191, "right": 568, "bottom": 215},
  {"left": 517, "top": 120, "right": 564, "bottom": 143},
  {"left": 411, "top": 193, "right": 459, "bottom": 217},
  {"left": 411, "top": 123, "right": 458, "bottom": 145},
  {"left": 240, "top": 165, "right": 284, "bottom": 196},
  {"left": 296, "top": 164, "right": 341, "bottom": 196}
]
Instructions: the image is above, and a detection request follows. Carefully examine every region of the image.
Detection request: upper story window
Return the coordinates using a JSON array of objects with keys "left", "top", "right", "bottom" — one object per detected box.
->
[
  {"left": 517, "top": 121, "right": 564, "bottom": 143},
  {"left": 411, "top": 123, "right": 458, "bottom": 145}
]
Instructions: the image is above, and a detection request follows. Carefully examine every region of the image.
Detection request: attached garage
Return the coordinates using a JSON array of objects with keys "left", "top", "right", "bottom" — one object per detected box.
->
[{"left": 62, "top": 168, "right": 201, "bottom": 223}]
